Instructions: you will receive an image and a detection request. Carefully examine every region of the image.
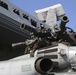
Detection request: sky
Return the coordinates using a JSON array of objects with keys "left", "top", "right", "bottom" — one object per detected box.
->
[{"left": 10, "top": 0, "right": 76, "bottom": 31}]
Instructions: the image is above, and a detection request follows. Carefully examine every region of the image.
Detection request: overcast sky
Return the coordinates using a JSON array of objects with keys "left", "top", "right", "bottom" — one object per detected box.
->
[{"left": 10, "top": 0, "right": 76, "bottom": 31}]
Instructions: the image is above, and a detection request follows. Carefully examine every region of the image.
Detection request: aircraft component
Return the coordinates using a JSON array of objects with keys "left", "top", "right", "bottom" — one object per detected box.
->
[{"left": 0, "top": 56, "right": 52, "bottom": 75}]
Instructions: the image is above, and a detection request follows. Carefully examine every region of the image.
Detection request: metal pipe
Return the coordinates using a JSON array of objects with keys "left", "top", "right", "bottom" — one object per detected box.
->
[{"left": 35, "top": 57, "right": 53, "bottom": 74}]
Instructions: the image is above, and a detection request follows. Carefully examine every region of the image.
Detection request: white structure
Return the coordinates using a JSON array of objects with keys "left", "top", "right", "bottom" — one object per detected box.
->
[{"left": 35, "top": 4, "right": 65, "bottom": 29}]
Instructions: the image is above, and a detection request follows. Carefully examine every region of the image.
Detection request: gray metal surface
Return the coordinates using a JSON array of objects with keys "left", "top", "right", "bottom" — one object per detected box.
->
[{"left": 0, "top": 0, "right": 48, "bottom": 45}]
